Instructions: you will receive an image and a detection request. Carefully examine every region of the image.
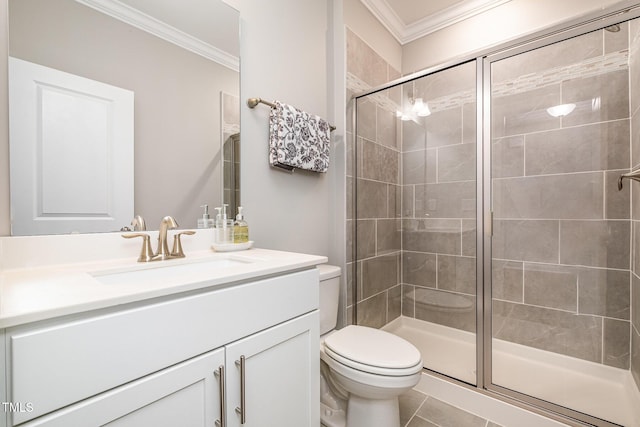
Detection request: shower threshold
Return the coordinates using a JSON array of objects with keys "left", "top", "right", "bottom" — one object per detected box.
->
[{"left": 383, "top": 316, "right": 640, "bottom": 427}]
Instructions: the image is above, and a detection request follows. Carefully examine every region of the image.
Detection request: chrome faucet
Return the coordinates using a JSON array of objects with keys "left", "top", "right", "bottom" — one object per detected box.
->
[{"left": 122, "top": 215, "right": 194, "bottom": 262}]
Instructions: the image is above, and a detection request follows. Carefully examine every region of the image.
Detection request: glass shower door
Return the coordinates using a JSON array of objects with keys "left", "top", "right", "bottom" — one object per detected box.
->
[
  {"left": 489, "top": 21, "right": 635, "bottom": 426},
  {"left": 354, "top": 60, "right": 479, "bottom": 385}
]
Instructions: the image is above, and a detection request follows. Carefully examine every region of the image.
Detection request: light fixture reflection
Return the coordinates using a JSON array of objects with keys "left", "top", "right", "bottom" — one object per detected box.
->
[
  {"left": 546, "top": 103, "right": 576, "bottom": 117},
  {"left": 411, "top": 98, "right": 431, "bottom": 117}
]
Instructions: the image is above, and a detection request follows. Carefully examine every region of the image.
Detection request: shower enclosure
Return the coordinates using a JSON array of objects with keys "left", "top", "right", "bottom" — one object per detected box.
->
[{"left": 349, "top": 7, "right": 640, "bottom": 427}]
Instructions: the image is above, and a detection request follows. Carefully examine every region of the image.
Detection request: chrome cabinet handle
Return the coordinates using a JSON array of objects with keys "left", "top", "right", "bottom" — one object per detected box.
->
[
  {"left": 214, "top": 365, "right": 226, "bottom": 427},
  {"left": 235, "top": 356, "right": 246, "bottom": 424}
]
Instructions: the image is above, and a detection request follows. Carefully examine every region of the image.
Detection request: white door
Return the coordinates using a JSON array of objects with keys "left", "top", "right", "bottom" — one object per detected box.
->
[
  {"left": 20, "top": 349, "right": 225, "bottom": 427},
  {"left": 9, "top": 57, "right": 134, "bottom": 235},
  {"left": 225, "top": 312, "right": 320, "bottom": 427}
]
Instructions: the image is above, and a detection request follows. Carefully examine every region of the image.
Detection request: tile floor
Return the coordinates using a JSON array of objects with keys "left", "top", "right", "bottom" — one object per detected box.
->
[{"left": 400, "top": 388, "right": 503, "bottom": 427}]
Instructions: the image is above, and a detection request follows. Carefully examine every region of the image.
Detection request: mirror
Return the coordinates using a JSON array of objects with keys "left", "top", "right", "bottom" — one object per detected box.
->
[{"left": 8, "top": 0, "right": 240, "bottom": 235}]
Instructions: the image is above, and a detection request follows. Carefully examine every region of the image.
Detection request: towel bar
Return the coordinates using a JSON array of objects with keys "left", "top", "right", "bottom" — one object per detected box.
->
[{"left": 247, "top": 97, "right": 336, "bottom": 131}]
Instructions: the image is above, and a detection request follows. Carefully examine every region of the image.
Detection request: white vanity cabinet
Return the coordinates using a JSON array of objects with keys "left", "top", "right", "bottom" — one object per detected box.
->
[{"left": 2, "top": 268, "right": 320, "bottom": 427}]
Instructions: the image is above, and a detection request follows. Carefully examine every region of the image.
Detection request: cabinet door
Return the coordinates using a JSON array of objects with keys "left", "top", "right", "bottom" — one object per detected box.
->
[
  {"left": 21, "top": 349, "right": 225, "bottom": 427},
  {"left": 225, "top": 311, "right": 319, "bottom": 427}
]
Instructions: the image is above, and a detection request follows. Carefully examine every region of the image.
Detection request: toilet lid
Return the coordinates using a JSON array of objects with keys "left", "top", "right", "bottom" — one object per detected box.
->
[{"left": 323, "top": 325, "right": 421, "bottom": 370}]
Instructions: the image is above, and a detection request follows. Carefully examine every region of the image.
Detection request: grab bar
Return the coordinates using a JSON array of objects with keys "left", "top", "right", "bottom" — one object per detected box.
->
[{"left": 617, "top": 169, "right": 640, "bottom": 190}]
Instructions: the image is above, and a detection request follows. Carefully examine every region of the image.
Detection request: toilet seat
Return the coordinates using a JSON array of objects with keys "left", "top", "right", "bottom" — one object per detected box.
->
[{"left": 323, "top": 325, "right": 422, "bottom": 377}]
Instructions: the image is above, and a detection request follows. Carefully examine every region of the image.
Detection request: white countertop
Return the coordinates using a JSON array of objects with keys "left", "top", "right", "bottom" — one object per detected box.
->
[{"left": 0, "top": 232, "right": 327, "bottom": 328}]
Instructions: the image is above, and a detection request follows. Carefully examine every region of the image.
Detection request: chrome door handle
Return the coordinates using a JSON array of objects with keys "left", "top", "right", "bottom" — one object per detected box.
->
[
  {"left": 214, "top": 365, "right": 226, "bottom": 427},
  {"left": 235, "top": 356, "right": 246, "bottom": 424}
]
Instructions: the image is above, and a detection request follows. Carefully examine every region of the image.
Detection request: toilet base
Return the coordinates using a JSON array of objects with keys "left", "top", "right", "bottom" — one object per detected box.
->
[
  {"left": 320, "top": 402, "right": 346, "bottom": 427},
  {"left": 346, "top": 395, "right": 400, "bottom": 427}
]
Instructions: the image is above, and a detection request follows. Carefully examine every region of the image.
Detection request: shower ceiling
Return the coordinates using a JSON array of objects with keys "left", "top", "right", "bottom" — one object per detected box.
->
[{"left": 360, "top": 0, "right": 512, "bottom": 44}]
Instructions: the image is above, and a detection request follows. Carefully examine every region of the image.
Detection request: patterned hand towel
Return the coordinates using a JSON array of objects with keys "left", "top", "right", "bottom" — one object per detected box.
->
[{"left": 268, "top": 101, "right": 331, "bottom": 173}]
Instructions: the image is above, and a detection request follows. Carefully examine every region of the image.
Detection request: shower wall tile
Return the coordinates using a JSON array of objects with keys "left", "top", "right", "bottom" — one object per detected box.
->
[
  {"left": 462, "top": 102, "right": 476, "bottom": 145},
  {"left": 362, "top": 253, "right": 399, "bottom": 299},
  {"left": 461, "top": 220, "right": 476, "bottom": 257},
  {"left": 403, "top": 251, "right": 437, "bottom": 288},
  {"left": 390, "top": 184, "right": 402, "bottom": 218},
  {"left": 388, "top": 284, "right": 402, "bottom": 322},
  {"left": 403, "top": 120, "right": 427, "bottom": 152},
  {"left": 356, "top": 219, "right": 375, "bottom": 259},
  {"left": 413, "top": 61, "right": 476, "bottom": 101},
  {"left": 634, "top": 222, "right": 640, "bottom": 273},
  {"left": 377, "top": 219, "right": 401, "bottom": 254},
  {"left": 578, "top": 268, "right": 629, "bottom": 320},
  {"left": 403, "top": 219, "right": 461, "bottom": 255},
  {"left": 492, "top": 260, "right": 523, "bottom": 302},
  {"left": 493, "top": 173, "right": 603, "bottom": 220},
  {"left": 631, "top": 18, "right": 640, "bottom": 115},
  {"left": 403, "top": 150, "right": 435, "bottom": 185},
  {"left": 524, "top": 120, "right": 629, "bottom": 175},
  {"left": 604, "top": 22, "right": 628, "bottom": 54},
  {"left": 356, "top": 97, "right": 377, "bottom": 142},
  {"left": 346, "top": 28, "right": 387, "bottom": 88},
  {"left": 492, "top": 30, "right": 603, "bottom": 83},
  {"left": 491, "top": 85, "right": 561, "bottom": 138},
  {"left": 403, "top": 185, "right": 415, "bottom": 218},
  {"left": 414, "top": 182, "right": 476, "bottom": 219},
  {"left": 402, "top": 284, "right": 416, "bottom": 317},
  {"left": 493, "top": 300, "right": 602, "bottom": 363},
  {"left": 492, "top": 220, "right": 559, "bottom": 263},
  {"left": 346, "top": 220, "right": 353, "bottom": 263},
  {"left": 356, "top": 292, "right": 387, "bottom": 328},
  {"left": 634, "top": 109, "right": 640, "bottom": 169},
  {"left": 559, "top": 220, "right": 630, "bottom": 269},
  {"left": 605, "top": 169, "right": 630, "bottom": 220},
  {"left": 523, "top": 263, "right": 577, "bottom": 312},
  {"left": 424, "top": 108, "right": 463, "bottom": 148},
  {"left": 438, "top": 255, "right": 476, "bottom": 295},
  {"left": 413, "top": 287, "right": 476, "bottom": 333},
  {"left": 360, "top": 139, "right": 399, "bottom": 183},
  {"left": 633, "top": 274, "right": 640, "bottom": 333},
  {"left": 356, "top": 179, "right": 388, "bottom": 218},
  {"left": 492, "top": 136, "right": 524, "bottom": 178},
  {"left": 377, "top": 106, "right": 398, "bottom": 150},
  {"left": 438, "top": 142, "right": 476, "bottom": 182},
  {"left": 632, "top": 327, "right": 640, "bottom": 390},
  {"left": 346, "top": 261, "right": 354, "bottom": 307},
  {"left": 603, "top": 318, "right": 630, "bottom": 369},
  {"left": 562, "top": 70, "right": 629, "bottom": 127}
]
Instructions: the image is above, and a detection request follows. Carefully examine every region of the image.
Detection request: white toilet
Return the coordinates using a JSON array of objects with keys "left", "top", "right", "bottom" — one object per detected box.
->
[{"left": 318, "top": 264, "right": 423, "bottom": 427}]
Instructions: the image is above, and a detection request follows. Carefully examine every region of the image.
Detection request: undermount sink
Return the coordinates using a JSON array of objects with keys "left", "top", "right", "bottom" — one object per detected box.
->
[{"left": 91, "top": 257, "right": 252, "bottom": 286}]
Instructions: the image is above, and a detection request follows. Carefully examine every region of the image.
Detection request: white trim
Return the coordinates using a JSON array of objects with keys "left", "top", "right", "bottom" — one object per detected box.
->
[
  {"left": 74, "top": 0, "right": 239, "bottom": 72},
  {"left": 360, "top": 0, "right": 513, "bottom": 45}
]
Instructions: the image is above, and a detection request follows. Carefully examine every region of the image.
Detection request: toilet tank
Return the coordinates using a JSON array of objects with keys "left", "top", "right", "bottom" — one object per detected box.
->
[{"left": 317, "top": 264, "right": 341, "bottom": 335}]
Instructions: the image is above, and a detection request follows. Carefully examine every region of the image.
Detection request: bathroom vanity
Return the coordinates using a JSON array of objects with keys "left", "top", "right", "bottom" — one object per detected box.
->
[{"left": 0, "top": 231, "right": 326, "bottom": 427}]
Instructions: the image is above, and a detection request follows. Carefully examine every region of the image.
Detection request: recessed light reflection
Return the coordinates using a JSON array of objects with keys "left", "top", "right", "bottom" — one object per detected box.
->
[{"left": 546, "top": 103, "right": 576, "bottom": 117}]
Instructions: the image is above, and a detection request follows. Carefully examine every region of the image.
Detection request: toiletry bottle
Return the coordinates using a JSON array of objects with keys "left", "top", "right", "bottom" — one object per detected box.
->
[
  {"left": 222, "top": 204, "right": 233, "bottom": 243},
  {"left": 214, "top": 207, "right": 223, "bottom": 243},
  {"left": 233, "top": 207, "right": 249, "bottom": 243},
  {"left": 197, "top": 204, "right": 214, "bottom": 228}
]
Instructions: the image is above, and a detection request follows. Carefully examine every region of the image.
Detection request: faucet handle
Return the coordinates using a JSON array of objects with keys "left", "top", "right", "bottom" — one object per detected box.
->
[
  {"left": 171, "top": 231, "right": 196, "bottom": 258},
  {"left": 122, "top": 233, "right": 155, "bottom": 262}
]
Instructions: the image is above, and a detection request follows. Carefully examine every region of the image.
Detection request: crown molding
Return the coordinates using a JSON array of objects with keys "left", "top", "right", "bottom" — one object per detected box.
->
[
  {"left": 361, "top": 0, "right": 512, "bottom": 45},
  {"left": 75, "top": 0, "right": 239, "bottom": 72}
]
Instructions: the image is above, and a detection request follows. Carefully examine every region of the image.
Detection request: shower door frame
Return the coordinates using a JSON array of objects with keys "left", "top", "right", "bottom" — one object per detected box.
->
[{"left": 351, "top": 1, "right": 640, "bottom": 426}]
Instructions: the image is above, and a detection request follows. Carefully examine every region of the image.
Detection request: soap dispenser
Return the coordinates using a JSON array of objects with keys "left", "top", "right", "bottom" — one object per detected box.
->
[
  {"left": 233, "top": 207, "right": 249, "bottom": 243},
  {"left": 197, "top": 204, "right": 214, "bottom": 228}
]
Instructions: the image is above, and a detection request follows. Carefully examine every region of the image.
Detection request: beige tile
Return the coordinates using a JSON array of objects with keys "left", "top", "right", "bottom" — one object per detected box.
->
[
  {"left": 604, "top": 318, "right": 630, "bottom": 369},
  {"left": 523, "top": 263, "right": 577, "bottom": 312},
  {"left": 356, "top": 179, "right": 387, "bottom": 219},
  {"left": 403, "top": 219, "right": 462, "bottom": 255},
  {"left": 492, "top": 136, "right": 524, "bottom": 178},
  {"left": 399, "top": 389, "right": 427, "bottom": 427},
  {"left": 562, "top": 70, "right": 629, "bottom": 127},
  {"left": 403, "top": 120, "right": 427, "bottom": 152},
  {"left": 413, "top": 61, "right": 476, "bottom": 101},
  {"left": 493, "top": 172, "right": 604, "bottom": 220},
  {"left": 415, "top": 182, "right": 476, "bottom": 219},
  {"left": 462, "top": 102, "right": 477, "bottom": 145},
  {"left": 438, "top": 142, "right": 476, "bottom": 183},
  {"left": 377, "top": 105, "right": 399, "bottom": 149},
  {"left": 424, "top": 107, "right": 463, "bottom": 148},
  {"left": 361, "top": 253, "right": 400, "bottom": 299},
  {"left": 403, "top": 251, "right": 437, "bottom": 288},
  {"left": 493, "top": 220, "right": 559, "bottom": 263},
  {"left": 525, "top": 120, "right": 629, "bottom": 175},
  {"left": 346, "top": 29, "right": 388, "bottom": 87},
  {"left": 493, "top": 300, "right": 602, "bottom": 363},
  {"left": 605, "top": 23, "right": 628, "bottom": 53},
  {"left": 438, "top": 255, "right": 476, "bottom": 295},
  {"left": 417, "top": 397, "right": 486, "bottom": 427},
  {"left": 361, "top": 139, "right": 399, "bottom": 184},
  {"left": 492, "top": 260, "right": 523, "bottom": 302},
  {"left": 560, "top": 220, "right": 630, "bottom": 269},
  {"left": 492, "top": 84, "right": 561, "bottom": 138},
  {"left": 356, "top": 292, "right": 387, "bottom": 328},
  {"left": 356, "top": 97, "right": 376, "bottom": 141}
]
